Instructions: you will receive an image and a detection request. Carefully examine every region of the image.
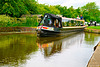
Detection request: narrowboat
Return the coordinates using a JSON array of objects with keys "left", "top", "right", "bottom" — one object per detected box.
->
[{"left": 36, "top": 13, "right": 85, "bottom": 37}]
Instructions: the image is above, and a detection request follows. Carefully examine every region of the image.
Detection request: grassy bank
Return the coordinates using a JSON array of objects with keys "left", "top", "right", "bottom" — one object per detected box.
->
[
  {"left": 85, "top": 26, "right": 100, "bottom": 33},
  {"left": 0, "top": 15, "right": 39, "bottom": 27},
  {"left": 87, "top": 26, "right": 100, "bottom": 29}
]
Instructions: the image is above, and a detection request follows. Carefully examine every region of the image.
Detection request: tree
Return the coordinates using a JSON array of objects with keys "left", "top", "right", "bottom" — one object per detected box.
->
[
  {"left": 66, "top": 6, "right": 77, "bottom": 18},
  {"left": 55, "top": 5, "right": 67, "bottom": 17},
  {"left": 2, "top": 3, "right": 14, "bottom": 16},
  {"left": 22, "top": 0, "right": 38, "bottom": 14},
  {"left": 37, "top": 4, "right": 60, "bottom": 15},
  {"left": 81, "top": 2, "right": 100, "bottom": 22},
  {"left": 0, "top": 0, "right": 37, "bottom": 17}
]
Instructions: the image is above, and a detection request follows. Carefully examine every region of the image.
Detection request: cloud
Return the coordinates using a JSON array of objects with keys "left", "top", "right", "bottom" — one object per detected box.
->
[
  {"left": 38, "top": 0, "right": 66, "bottom": 5},
  {"left": 38, "top": 0, "right": 100, "bottom": 9},
  {"left": 61, "top": 0, "right": 86, "bottom": 8},
  {"left": 61, "top": 0, "right": 100, "bottom": 8}
]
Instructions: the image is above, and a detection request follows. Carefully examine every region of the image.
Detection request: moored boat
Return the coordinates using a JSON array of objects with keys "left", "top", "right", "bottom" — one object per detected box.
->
[{"left": 36, "top": 13, "right": 85, "bottom": 37}]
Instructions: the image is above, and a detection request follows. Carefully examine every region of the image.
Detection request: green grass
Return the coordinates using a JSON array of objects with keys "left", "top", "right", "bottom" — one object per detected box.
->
[{"left": 87, "top": 26, "right": 100, "bottom": 29}]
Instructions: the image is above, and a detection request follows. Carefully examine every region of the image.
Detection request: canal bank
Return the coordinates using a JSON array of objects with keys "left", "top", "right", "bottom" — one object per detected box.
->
[
  {"left": 0, "top": 26, "right": 85, "bottom": 35},
  {"left": 87, "top": 42, "right": 100, "bottom": 67},
  {"left": 0, "top": 27, "right": 36, "bottom": 35},
  {"left": 84, "top": 27, "right": 100, "bottom": 34},
  {"left": 0, "top": 27, "right": 36, "bottom": 32}
]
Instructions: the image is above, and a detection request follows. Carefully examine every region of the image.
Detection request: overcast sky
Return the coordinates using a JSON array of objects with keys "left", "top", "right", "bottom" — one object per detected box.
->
[{"left": 38, "top": 0, "right": 100, "bottom": 9}]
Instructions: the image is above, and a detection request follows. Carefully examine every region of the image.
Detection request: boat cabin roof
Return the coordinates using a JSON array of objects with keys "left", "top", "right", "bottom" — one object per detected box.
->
[{"left": 44, "top": 13, "right": 62, "bottom": 21}]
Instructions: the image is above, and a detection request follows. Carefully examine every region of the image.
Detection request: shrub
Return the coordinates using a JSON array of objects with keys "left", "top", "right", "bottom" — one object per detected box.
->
[{"left": 0, "top": 15, "right": 39, "bottom": 27}]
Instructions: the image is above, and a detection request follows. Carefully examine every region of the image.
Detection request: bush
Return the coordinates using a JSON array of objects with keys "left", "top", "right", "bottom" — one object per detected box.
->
[
  {"left": 0, "top": 15, "right": 39, "bottom": 27},
  {"left": 25, "top": 16, "right": 38, "bottom": 27}
]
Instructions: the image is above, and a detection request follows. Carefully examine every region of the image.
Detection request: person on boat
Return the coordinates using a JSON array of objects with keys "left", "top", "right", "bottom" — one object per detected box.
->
[
  {"left": 48, "top": 18, "right": 52, "bottom": 26},
  {"left": 80, "top": 15, "right": 83, "bottom": 20},
  {"left": 77, "top": 15, "right": 80, "bottom": 19}
]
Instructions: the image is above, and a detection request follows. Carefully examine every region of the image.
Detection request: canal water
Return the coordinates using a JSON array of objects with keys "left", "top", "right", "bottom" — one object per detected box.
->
[{"left": 0, "top": 32, "right": 100, "bottom": 67}]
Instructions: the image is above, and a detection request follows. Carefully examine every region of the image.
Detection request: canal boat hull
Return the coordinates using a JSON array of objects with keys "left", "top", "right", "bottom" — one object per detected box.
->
[{"left": 36, "top": 26, "right": 85, "bottom": 37}]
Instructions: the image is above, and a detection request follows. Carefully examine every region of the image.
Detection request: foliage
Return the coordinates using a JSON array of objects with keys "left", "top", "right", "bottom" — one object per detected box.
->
[
  {"left": 0, "top": 1, "right": 100, "bottom": 27},
  {"left": 37, "top": 4, "right": 60, "bottom": 15},
  {"left": 0, "top": 0, "right": 37, "bottom": 17},
  {"left": 25, "top": 16, "right": 38, "bottom": 27},
  {"left": 81, "top": 2, "right": 100, "bottom": 22},
  {"left": 55, "top": 5, "right": 67, "bottom": 16},
  {"left": 0, "top": 15, "right": 38, "bottom": 27}
]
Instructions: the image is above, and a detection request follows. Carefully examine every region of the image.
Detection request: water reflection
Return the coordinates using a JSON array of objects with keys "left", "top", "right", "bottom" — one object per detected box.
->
[
  {"left": 37, "top": 41, "right": 62, "bottom": 57},
  {"left": 37, "top": 32, "right": 84, "bottom": 57},
  {"left": 35, "top": 32, "right": 100, "bottom": 67},
  {"left": 85, "top": 33, "right": 100, "bottom": 45},
  {"left": 0, "top": 34, "right": 38, "bottom": 67},
  {"left": 0, "top": 32, "right": 100, "bottom": 67}
]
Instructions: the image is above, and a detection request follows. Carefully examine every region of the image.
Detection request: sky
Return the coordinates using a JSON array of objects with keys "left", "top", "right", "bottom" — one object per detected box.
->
[{"left": 38, "top": 0, "right": 100, "bottom": 9}]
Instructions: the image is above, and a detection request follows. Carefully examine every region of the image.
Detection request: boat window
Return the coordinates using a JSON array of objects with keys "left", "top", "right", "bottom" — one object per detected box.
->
[
  {"left": 40, "top": 17, "right": 45, "bottom": 26},
  {"left": 39, "top": 15, "right": 53, "bottom": 26},
  {"left": 54, "top": 19, "right": 61, "bottom": 28}
]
